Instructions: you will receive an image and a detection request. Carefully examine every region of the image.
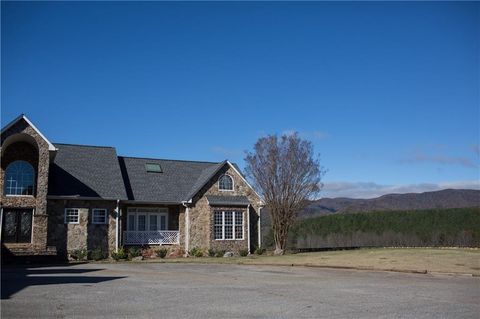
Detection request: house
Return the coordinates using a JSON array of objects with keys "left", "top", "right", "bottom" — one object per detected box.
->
[{"left": 0, "top": 114, "right": 264, "bottom": 258}]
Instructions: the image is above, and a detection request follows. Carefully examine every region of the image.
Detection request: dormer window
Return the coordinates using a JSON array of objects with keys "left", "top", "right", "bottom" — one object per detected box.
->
[
  {"left": 218, "top": 174, "right": 233, "bottom": 191},
  {"left": 145, "top": 163, "right": 162, "bottom": 173}
]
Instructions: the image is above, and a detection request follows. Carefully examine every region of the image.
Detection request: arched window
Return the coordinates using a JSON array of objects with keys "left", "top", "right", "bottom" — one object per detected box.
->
[
  {"left": 218, "top": 174, "right": 233, "bottom": 191},
  {"left": 4, "top": 160, "right": 35, "bottom": 196}
]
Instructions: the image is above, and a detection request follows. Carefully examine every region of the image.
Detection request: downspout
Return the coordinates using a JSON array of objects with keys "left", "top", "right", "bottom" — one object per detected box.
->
[
  {"left": 258, "top": 206, "right": 262, "bottom": 248},
  {"left": 0, "top": 207, "right": 4, "bottom": 240},
  {"left": 181, "top": 201, "right": 190, "bottom": 256},
  {"left": 115, "top": 199, "right": 120, "bottom": 252},
  {"left": 247, "top": 204, "right": 251, "bottom": 254}
]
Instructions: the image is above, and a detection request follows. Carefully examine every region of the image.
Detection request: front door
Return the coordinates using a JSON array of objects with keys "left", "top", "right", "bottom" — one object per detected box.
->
[{"left": 2, "top": 209, "right": 33, "bottom": 243}]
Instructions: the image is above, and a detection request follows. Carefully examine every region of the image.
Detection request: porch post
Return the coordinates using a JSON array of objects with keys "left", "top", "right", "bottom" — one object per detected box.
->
[
  {"left": 185, "top": 205, "right": 190, "bottom": 254},
  {"left": 258, "top": 206, "right": 262, "bottom": 248},
  {"left": 247, "top": 204, "right": 251, "bottom": 254},
  {"left": 115, "top": 200, "right": 120, "bottom": 252}
]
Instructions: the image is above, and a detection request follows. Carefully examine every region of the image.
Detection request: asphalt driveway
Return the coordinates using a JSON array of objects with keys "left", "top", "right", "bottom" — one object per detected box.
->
[{"left": 1, "top": 262, "right": 479, "bottom": 318}]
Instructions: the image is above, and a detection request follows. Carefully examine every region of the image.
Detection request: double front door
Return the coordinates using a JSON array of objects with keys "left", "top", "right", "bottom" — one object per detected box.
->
[{"left": 2, "top": 209, "right": 33, "bottom": 243}]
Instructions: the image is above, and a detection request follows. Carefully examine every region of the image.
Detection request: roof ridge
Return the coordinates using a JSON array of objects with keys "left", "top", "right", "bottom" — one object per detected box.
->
[
  {"left": 54, "top": 142, "right": 115, "bottom": 149},
  {"left": 118, "top": 155, "right": 220, "bottom": 164}
]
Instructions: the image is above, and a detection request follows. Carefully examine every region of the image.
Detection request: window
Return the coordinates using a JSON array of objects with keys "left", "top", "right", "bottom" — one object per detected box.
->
[
  {"left": 128, "top": 214, "right": 135, "bottom": 231},
  {"left": 214, "top": 211, "right": 244, "bottom": 240},
  {"left": 214, "top": 211, "right": 223, "bottom": 240},
  {"left": 235, "top": 212, "right": 243, "bottom": 239},
  {"left": 145, "top": 163, "right": 162, "bottom": 173},
  {"left": 224, "top": 211, "right": 233, "bottom": 239},
  {"left": 127, "top": 208, "right": 168, "bottom": 231},
  {"left": 65, "top": 209, "right": 80, "bottom": 224},
  {"left": 138, "top": 215, "right": 146, "bottom": 231},
  {"left": 149, "top": 214, "right": 158, "bottom": 231},
  {"left": 4, "top": 160, "right": 35, "bottom": 196},
  {"left": 218, "top": 174, "right": 233, "bottom": 191},
  {"left": 92, "top": 209, "right": 107, "bottom": 224}
]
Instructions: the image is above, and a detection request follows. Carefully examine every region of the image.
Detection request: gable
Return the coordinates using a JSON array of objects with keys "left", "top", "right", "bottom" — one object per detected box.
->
[
  {"left": 1, "top": 115, "right": 56, "bottom": 151},
  {"left": 187, "top": 161, "right": 263, "bottom": 205}
]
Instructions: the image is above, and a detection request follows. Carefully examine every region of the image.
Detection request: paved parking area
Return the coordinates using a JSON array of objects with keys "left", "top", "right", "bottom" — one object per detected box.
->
[{"left": 1, "top": 262, "right": 479, "bottom": 318}]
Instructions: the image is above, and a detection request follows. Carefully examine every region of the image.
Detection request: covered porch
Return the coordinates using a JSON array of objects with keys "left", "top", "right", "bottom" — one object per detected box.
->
[{"left": 122, "top": 206, "right": 182, "bottom": 245}]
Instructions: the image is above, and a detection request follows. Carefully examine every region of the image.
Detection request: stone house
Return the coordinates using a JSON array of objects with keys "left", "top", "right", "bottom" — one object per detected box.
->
[{"left": 1, "top": 114, "right": 264, "bottom": 258}]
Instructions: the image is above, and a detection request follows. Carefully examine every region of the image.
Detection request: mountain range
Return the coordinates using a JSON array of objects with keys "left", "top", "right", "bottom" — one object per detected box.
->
[{"left": 299, "top": 189, "right": 480, "bottom": 218}]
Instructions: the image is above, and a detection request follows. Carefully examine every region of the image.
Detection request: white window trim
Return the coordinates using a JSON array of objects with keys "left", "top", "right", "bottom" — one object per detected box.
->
[
  {"left": 4, "top": 160, "right": 36, "bottom": 196},
  {"left": 5, "top": 195, "right": 35, "bottom": 198},
  {"left": 218, "top": 174, "right": 234, "bottom": 192},
  {"left": 92, "top": 208, "right": 108, "bottom": 225},
  {"left": 64, "top": 208, "right": 80, "bottom": 224},
  {"left": 214, "top": 211, "right": 244, "bottom": 241},
  {"left": 126, "top": 207, "right": 169, "bottom": 231}
]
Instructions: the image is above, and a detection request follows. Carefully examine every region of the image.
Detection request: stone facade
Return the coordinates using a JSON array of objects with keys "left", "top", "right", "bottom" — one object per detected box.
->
[
  {"left": 1, "top": 118, "right": 51, "bottom": 253},
  {"left": 47, "top": 199, "right": 118, "bottom": 256},
  {"left": 188, "top": 165, "right": 262, "bottom": 254},
  {"left": 1, "top": 117, "right": 263, "bottom": 258}
]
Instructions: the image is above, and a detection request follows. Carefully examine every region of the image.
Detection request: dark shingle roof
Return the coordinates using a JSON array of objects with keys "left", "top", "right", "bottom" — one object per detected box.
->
[
  {"left": 206, "top": 195, "right": 250, "bottom": 206},
  {"left": 48, "top": 144, "right": 128, "bottom": 199},
  {"left": 48, "top": 143, "right": 248, "bottom": 204},
  {"left": 119, "top": 156, "right": 227, "bottom": 203}
]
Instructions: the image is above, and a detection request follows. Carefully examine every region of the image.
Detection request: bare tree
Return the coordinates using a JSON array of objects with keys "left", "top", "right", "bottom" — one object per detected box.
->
[{"left": 245, "top": 133, "right": 325, "bottom": 255}]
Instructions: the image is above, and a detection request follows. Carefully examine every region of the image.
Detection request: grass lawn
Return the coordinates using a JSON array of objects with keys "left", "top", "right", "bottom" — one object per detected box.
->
[{"left": 143, "top": 248, "right": 480, "bottom": 275}]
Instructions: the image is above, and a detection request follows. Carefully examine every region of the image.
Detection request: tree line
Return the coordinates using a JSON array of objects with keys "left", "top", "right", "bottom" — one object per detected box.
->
[{"left": 262, "top": 207, "right": 480, "bottom": 249}]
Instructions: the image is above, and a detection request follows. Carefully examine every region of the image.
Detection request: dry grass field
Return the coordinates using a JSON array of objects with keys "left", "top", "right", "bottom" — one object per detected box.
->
[{"left": 143, "top": 248, "right": 480, "bottom": 275}]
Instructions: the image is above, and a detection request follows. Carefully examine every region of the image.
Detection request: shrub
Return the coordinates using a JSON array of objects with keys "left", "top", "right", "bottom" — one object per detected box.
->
[
  {"left": 156, "top": 248, "right": 168, "bottom": 259},
  {"left": 215, "top": 250, "right": 225, "bottom": 258},
  {"left": 239, "top": 249, "right": 249, "bottom": 257},
  {"left": 255, "top": 247, "right": 266, "bottom": 255},
  {"left": 189, "top": 247, "right": 203, "bottom": 257},
  {"left": 70, "top": 249, "right": 88, "bottom": 261},
  {"left": 141, "top": 247, "right": 155, "bottom": 259},
  {"left": 169, "top": 247, "right": 185, "bottom": 258},
  {"left": 208, "top": 248, "right": 216, "bottom": 257},
  {"left": 89, "top": 248, "right": 106, "bottom": 261},
  {"left": 128, "top": 247, "right": 141, "bottom": 258},
  {"left": 111, "top": 247, "right": 128, "bottom": 261}
]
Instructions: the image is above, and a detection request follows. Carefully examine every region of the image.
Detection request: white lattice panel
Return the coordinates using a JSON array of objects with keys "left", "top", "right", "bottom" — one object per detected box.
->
[{"left": 124, "top": 231, "right": 179, "bottom": 245}]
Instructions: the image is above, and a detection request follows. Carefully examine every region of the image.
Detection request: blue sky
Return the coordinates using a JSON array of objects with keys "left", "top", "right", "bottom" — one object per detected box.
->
[{"left": 2, "top": 2, "right": 479, "bottom": 198}]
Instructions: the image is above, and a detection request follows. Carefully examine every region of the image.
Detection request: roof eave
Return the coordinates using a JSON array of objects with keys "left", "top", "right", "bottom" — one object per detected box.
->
[{"left": 47, "top": 195, "right": 125, "bottom": 201}]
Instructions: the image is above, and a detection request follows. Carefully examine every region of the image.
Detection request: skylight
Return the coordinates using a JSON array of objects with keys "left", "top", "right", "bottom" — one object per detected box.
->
[{"left": 145, "top": 163, "right": 162, "bottom": 173}]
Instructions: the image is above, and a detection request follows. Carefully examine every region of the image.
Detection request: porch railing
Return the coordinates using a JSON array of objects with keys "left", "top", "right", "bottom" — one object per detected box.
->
[{"left": 123, "top": 231, "right": 180, "bottom": 245}]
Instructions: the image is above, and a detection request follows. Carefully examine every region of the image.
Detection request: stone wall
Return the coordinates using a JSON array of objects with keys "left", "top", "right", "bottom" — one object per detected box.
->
[
  {"left": 188, "top": 165, "right": 262, "bottom": 254},
  {"left": 47, "top": 199, "right": 118, "bottom": 256},
  {"left": 1, "top": 118, "right": 51, "bottom": 252}
]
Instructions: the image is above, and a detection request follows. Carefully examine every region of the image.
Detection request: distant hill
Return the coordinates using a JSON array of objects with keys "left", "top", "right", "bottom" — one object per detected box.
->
[{"left": 300, "top": 189, "right": 480, "bottom": 218}]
